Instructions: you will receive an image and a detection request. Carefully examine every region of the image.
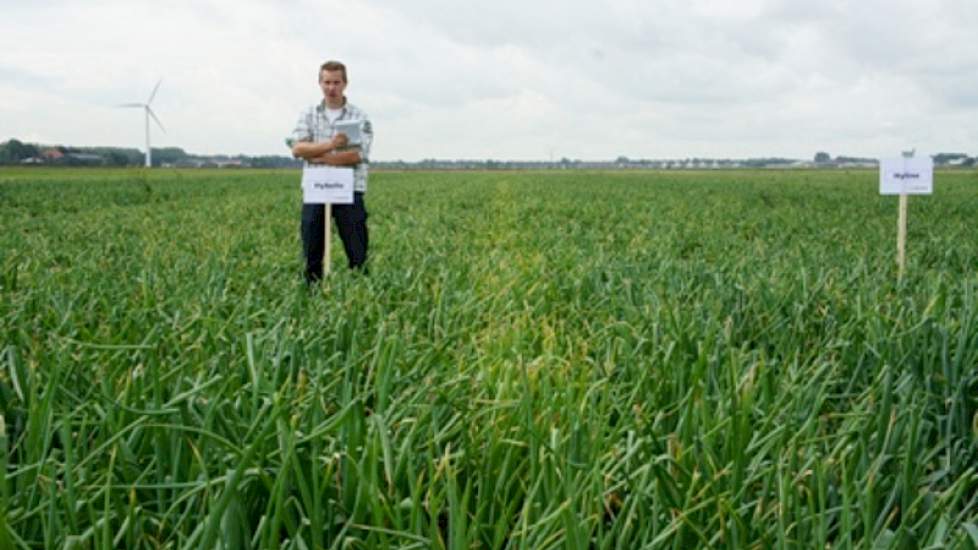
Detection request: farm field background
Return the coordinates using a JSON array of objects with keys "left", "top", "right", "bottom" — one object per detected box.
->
[{"left": 1, "top": 167, "right": 977, "bottom": 548}]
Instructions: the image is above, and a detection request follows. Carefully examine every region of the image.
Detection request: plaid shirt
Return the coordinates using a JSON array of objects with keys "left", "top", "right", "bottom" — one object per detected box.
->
[{"left": 287, "top": 99, "right": 373, "bottom": 192}]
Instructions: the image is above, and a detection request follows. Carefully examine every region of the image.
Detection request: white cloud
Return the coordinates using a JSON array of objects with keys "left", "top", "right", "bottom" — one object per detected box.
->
[{"left": 1, "top": 0, "right": 976, "bottom": 160}]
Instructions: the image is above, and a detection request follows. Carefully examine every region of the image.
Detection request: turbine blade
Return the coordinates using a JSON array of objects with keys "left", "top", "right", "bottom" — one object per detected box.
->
[
  {"left": 147, "top": 79, "right": 162, "bottom": 105},
  {"left": 147, "top": 107, "right": 166, "bottom": 133},
  {"left": 118, "top": 103, "right": 144, "bottom": 108}
]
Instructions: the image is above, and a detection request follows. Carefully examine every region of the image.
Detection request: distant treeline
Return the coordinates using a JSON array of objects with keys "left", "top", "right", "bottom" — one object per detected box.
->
[
  {"left": 0, "top": 139, "right": 299, "bottom": 168},
  {"left": 2, "top": 138, "right": 975, "bottom": 170}
]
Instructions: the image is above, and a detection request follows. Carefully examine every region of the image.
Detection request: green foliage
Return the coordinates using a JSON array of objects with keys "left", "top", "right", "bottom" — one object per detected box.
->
[
  {"left": 933, "top": 153, "right": 969, "bottom": 164},
  {"left": 1, "top": 168, "right": 977, "bottom": 548},
  {"left": 149, "top": 147, "right": 190, "bottom": 166},
  {"left": 0, "top": 139, "right": 39, "bottom": 163}
]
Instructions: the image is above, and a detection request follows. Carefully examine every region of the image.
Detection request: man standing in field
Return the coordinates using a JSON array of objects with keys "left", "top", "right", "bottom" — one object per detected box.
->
[{"left": 288, "top": 60, "right": 373, "bottom": 282}]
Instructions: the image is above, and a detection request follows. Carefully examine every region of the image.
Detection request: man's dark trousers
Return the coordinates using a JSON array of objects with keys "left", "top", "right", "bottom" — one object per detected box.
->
[{"left": 301, "top": 192, "right": 368, "bottom": 282}]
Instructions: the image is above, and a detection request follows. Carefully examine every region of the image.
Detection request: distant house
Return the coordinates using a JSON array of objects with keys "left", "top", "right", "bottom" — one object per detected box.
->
[
  {"left": 837, "top": 161, "right": 876, "bottom": 169},
  {"left": 66, "top": 153, "right": 104, "bottom": 165},
  {"left": 42, "top": 149, "right": 64, "bottom": 161},
  {"left": 20, "top": 156, "right": 43, "bottom": 164}
]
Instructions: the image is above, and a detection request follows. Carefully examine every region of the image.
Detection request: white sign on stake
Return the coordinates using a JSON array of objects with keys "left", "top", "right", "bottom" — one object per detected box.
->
[
  {"left": 301, "top": 165, "right": 353, "bottom": 277},
  {"left": 302, "top": 166, "right": 354, "bottom": 205},
  {"left": 879, "top": 157, "right": 933, "bottom": 195},
  {"left": 879, "top": 152, "right": 933, "bottom": 280}
]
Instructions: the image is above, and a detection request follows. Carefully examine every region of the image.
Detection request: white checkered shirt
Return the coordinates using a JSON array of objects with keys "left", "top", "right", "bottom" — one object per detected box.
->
[{"left": 288, "top": 100, "right": 373, "bottom": 192}]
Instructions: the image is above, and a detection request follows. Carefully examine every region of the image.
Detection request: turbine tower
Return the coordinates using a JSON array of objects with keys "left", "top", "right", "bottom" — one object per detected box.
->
[{"left": 119, "top": 79, "right": 165, "bottom": 167}]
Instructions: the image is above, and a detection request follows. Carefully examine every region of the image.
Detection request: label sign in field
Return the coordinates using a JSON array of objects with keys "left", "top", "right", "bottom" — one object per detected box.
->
[
  {"left": 879, "top": 157, "right": 933, "bottom": 195},
  {"left": 302, "top": 166, "right": 354, "bottom": 204}
]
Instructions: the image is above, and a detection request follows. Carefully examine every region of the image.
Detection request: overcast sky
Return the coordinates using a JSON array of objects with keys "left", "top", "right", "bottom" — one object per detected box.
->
[{"left": 2, "top": 0, "right": 977, "bottom": 161}]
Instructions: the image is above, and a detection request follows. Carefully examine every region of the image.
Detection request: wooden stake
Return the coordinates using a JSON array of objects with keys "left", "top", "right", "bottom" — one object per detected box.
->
[
  {"left": 897, "top": 193, "right": 907, "bottom": 280},
  {"left": 324, "top": 204, "right": 332, "bottom": 276}
]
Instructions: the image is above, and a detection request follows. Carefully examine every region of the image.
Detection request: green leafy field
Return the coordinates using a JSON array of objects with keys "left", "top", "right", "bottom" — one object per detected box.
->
[{"left": 1, "top": 167, "right": 977, "bottom": 548}]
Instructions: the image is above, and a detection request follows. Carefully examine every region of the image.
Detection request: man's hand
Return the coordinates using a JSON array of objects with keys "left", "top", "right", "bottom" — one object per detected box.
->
[
  {"left": 331, "top": 133, "right": 349, "bottom": 149},
  {"left": 291, "top": 133, "right": 349, "bottom": 160}
]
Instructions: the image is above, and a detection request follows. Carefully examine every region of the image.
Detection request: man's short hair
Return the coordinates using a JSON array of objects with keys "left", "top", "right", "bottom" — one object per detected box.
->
[{"left": 320, "top": 61, "right": 347, "bottom": 83}]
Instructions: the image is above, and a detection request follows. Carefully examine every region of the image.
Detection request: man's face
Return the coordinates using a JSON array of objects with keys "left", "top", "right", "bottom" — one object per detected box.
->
[{"left": 319, "top": 70, "right": 347, "bottom": 104}]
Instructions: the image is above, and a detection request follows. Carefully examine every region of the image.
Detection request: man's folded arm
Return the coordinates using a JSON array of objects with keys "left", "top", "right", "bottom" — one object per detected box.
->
[
  {"left": 291, "top": 134, "right": 348, "bottom": 160},
  {"left": 308, "top": 150, "right": 362, "bottom": 166}
]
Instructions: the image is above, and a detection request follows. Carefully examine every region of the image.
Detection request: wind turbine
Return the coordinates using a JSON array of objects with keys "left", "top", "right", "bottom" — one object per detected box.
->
[{"left": 119, "top": 79, "right": 165, "bottom": 167}]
